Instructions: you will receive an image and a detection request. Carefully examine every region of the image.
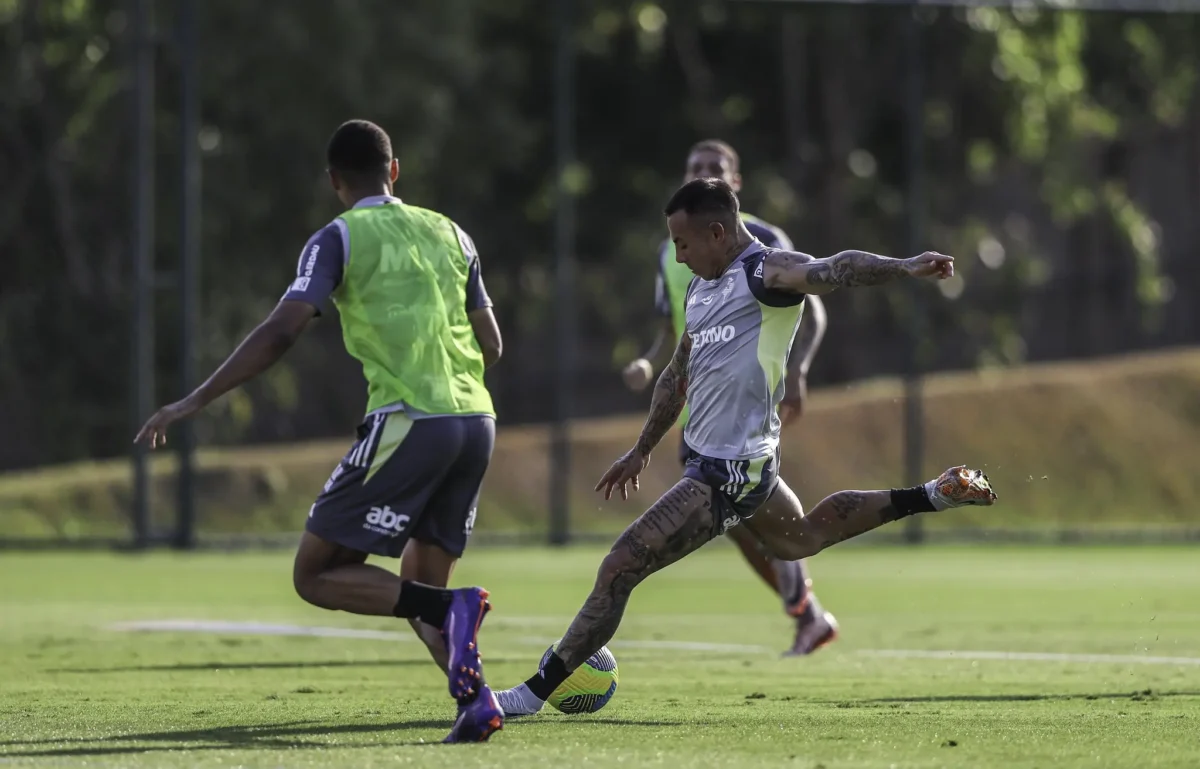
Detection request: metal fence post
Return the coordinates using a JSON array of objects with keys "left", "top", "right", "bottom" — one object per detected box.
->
[
  {"left": 549, "top": 0, "right": 577, "bottom": 546},
  {"left": 130, "top": 0, "right": 155, "bottom": 549},
  {"left": 175, "top": 0, "right": 201, "bottom": 550}
]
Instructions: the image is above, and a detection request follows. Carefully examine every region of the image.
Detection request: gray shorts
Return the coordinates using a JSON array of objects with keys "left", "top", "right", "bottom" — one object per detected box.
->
[{"left": 305, "top": 412, "right": 494, "bottom": 558}]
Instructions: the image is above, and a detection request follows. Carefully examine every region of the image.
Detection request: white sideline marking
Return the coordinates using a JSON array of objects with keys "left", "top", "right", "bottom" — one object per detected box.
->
[
  {"left": 516, "top": 635, "right": 772, "bottom": 655},
  {"left": 108, "top": 620, "right": 772, "bottom": 654},
  {"left": 109, "top": 622, "right": 1200, "bottom": 666},
  {"left": 109, "top": 620, "right": 415, "bottom": 642},
  {"left": 859, "top": 649, "right": 1200, "bottom": 667}
]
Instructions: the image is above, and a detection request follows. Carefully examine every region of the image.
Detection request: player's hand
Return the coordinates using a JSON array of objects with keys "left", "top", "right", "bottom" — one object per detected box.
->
[
  {"left": 595, "top": 447, "right": 650, "bottom": 501},
  {"left": 134, "top": 396, "right": 202, "bottom": 449},
  {"left": 622, "top": 358, "right": 654, "bottom": 391},
  {"left": 903, "top": 251, "right": 954, "bottom": 280},
  {"left": 777, "top": 375, "right": 807, "bottom": 429}
]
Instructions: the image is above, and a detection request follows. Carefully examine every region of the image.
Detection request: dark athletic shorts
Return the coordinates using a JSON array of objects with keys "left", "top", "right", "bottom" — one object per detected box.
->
[
  {"left": 681, "top": 447, "right": 780, "bottom": 538},
  {"left": 306, "top": 412, "right": 495, "bottom": 559}
]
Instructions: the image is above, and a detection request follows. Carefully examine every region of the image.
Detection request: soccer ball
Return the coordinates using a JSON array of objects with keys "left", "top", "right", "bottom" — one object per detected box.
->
[{"left": 541, "top": 641, "right": 619, "bottom": 714}]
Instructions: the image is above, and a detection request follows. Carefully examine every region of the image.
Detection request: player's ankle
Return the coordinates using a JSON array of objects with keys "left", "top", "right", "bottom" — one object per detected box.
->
[
  {"left": 524, "top": 651, "right": 571, "bottom": 700},
  {"left": 392, "top": 580, "right": 453, "bottom": 626},
  {"left": 888, "top": 485, "right": 939, "bottom": 519}
]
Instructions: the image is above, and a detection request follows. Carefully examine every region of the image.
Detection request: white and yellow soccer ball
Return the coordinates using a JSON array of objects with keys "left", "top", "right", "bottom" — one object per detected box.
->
[{"left": 541, "top": 641, "right": 619, "bottom": 714}]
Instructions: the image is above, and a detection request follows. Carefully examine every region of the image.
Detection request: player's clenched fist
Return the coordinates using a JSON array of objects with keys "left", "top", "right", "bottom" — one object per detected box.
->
[{"left": 621, "top": 358, "right": 654, "bottom": 392}]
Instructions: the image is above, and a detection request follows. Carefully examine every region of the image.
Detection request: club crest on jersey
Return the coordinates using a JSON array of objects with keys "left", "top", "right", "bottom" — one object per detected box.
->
[{"left": 721, "top": 275, "right": 736, "bottom": 301}]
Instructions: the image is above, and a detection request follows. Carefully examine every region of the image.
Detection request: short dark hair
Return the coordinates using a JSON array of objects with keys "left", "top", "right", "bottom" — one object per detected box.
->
[
  {"left": 664, "top": 177, "right": 741, "bottom": 222},
  {"left": 326, "top": 120, "right": 392, "bottom": 180},
  {"left": 688, "top": 139, "right": 740, "bottom": 174}
]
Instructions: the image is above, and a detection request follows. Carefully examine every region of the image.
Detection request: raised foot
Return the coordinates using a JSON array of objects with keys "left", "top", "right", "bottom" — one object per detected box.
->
[{"left": 928, "top": 466, "right": 997, "bottom": 509}]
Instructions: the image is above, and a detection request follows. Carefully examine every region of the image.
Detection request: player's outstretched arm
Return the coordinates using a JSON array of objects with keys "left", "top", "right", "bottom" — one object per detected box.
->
[
  {"left": 761, "top": 249, "right": 954, "bottom": 296},
  {"left": 596, "top": 332, "right": 691, "bottom": 501},
  {"left": 134, "top": 300, "right": 316, "bottom": 449}
]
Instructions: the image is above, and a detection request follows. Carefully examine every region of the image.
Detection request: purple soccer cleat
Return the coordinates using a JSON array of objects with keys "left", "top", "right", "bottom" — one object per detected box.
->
[
  {"left": 442, "top": 684, "right": 504, "bottom": 743},
  {"left": 443, "top": 587, "right": 492, "bottom": 703}
]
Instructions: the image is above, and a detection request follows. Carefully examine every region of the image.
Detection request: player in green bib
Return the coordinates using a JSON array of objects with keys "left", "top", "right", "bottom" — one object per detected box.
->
[
  {"left": 622, "top": 140, "right": 839, "bottom": 656},
  {"left": 135, "top": 120, "right": 505, "bottom": 743}
]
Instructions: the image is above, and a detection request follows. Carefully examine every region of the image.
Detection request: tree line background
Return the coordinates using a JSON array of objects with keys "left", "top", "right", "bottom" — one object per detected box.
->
[{"left": 4, "top": 0, "right": 1200, "bottom": 472}]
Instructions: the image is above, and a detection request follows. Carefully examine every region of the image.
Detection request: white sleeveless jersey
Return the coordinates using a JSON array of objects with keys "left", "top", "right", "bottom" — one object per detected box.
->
[{"left": 681, "top": 241, "right": 806, "bottom": 461}]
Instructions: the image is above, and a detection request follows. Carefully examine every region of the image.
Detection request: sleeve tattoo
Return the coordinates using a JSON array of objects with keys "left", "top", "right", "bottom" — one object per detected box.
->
[
  {"left": 634, "top": 334, "right": 690, "bottom": 456},
  {"left": 764, "top": 249, "right": 910, "bottom": 294},
  {"left": 801, "top": 250, "right": 909, "bottom": 288}
]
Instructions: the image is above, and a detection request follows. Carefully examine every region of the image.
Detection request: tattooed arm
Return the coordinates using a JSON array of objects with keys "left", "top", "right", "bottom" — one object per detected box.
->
[
  {"left": 635, "top": 332, "right": 691, "bottom": 456},
  {"left": 596, "top": 332, "right": 692, "bottom": 501},
  {"left": 761, "top": 249, "right": 955, "bottom": 296}
]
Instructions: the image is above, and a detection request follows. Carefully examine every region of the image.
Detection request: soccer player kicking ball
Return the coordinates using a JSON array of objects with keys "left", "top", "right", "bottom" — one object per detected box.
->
[
  {"left": 135, "top": 120, "right": 506, "bottom": 743},
  {"left": 496, "top": 178, "right": 997, "bottom": 718},
  {"left": 622, "top": 139, "right": 837, "bottom": 656}
]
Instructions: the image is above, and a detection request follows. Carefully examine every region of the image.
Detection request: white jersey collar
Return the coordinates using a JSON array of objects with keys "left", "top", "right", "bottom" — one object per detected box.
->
[{"left": 353, "top": 194, "right": 403, "bottom": 209}]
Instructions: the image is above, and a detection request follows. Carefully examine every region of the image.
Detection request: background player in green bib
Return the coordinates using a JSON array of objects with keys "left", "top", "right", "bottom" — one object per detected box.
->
[
  {"left": 135, "top": 120, "right": 505, "bottom": 743},
  {"left": 622, "top": 140, "right": 837, "bottom": 656}
]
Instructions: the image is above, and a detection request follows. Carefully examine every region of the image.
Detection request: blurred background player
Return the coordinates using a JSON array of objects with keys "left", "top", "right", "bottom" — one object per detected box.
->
[
  {"left": 135, "top": 119, "right": 504, "bottom": 743},
  {"left": 621, "top": 140, "right": 837, "bottom": 656}
]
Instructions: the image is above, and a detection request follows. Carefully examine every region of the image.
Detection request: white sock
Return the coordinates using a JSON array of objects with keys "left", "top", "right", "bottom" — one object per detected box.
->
[
  {"left": 495, "top": 683, "right": 545, "bottom": 717},
  {"left": 924, "top": 479, "right": 950, "bottom": 511}
]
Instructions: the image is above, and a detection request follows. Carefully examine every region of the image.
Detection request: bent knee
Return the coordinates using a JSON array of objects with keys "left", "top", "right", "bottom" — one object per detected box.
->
[
  {"left": 292, "top": 563, "right": 320, "bottom": 606},
  {"left": 594, "top": 549, "right": 643, "bottom": 595},
  {"left": 770, "top": 541, "right": 810, "bottom": 562},
  {"left": 759, "top": 526, "right": 819, "bottom": 562}
]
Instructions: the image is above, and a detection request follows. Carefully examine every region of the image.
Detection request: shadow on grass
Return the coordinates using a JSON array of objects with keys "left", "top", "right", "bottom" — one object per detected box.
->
[
  {"left": 49, "top": 658, "right": 524, "bottom": 674},
  {"left": 1, "top": 715, "right": 686, "bottom": 758},
  {"left": 836, "top": 689, "right": 1200, "bottom": 705},
  {"left": 0, "top": 720, "right": 450, "bottom": 757}
]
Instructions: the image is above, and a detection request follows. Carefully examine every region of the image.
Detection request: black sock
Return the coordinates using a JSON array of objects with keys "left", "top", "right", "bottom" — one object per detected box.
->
[
  {"left": 392, "top": 580, "right": 453, "bottom": 627},
  {"left": 524, "top": 651, "right": 571, "bottom": 700},
  {"left": 886, "top": 485, "right": 937, "bottom": 521}
]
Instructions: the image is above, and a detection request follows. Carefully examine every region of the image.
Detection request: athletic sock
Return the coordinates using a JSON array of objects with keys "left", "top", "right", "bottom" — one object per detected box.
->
[
  {"left": 886, "top": 485, "right": 937, "bottom": 521},
  {"left": 774, "top": 559, "right": 811, "bottom": 615},
  {"left": 524, "top": 651, "right": 571, "bottom": 701},
  {"left": 392, "top": 580, "right": 453, "bottom": 627}
]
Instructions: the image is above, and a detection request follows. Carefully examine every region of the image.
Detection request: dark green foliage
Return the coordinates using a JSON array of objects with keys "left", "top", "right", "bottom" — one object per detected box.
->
[{"left": 2, "top": 1, "right": 1197, "bottom": 469}]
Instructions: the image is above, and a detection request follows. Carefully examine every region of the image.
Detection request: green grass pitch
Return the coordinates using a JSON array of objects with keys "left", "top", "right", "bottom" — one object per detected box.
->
[{"left": 2, "top": 544, "right": 1199, "bottom": 767}]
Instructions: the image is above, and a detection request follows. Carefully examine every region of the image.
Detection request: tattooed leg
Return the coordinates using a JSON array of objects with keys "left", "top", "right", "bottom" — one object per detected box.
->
[
  {"left": 555, "top": 478, "right": 716, "bottom": 669},
  {"left": 495, "top": 479, "right": 718, "bottom": 715},
  {"left": 742, "top": 480, "right": 914, "bottom": 562},
  {"left": 744, "top": 466, "right": 996, "bottom": 561}
]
